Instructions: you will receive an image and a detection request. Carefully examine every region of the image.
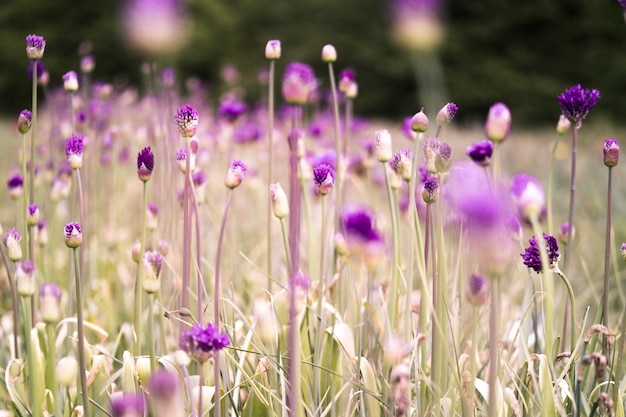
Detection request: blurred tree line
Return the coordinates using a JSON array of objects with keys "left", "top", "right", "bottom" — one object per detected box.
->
[{"left": 1, "top": 0, "right": 625, "bottom": 126}]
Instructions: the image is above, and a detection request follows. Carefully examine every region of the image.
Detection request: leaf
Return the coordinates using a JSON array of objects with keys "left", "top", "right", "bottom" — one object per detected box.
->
[
  {"left": 537, "top": 354, "right": 557, "bottom": 417},
  {"left": 5, "top": 359, "right": 30, "bottom": 417},
  {"left": 358, "top": 357, "right": 381, "bottom": 417}
]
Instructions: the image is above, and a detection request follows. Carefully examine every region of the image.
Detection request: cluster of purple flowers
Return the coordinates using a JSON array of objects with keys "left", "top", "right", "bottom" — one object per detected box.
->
[
  {"left": 521, "top": 233, "right": 560, "bottom": 273},
  {"left": 179, "top": 322, "right": 230, "bottom": 363}
]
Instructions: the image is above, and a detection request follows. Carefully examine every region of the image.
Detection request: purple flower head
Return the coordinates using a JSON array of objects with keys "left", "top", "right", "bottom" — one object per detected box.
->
[
  {"left": 148, "top": 369, "right": 179, "bottom": 402},
  {"left": 26, "top": 34, "right": 45, "bottom": 59},
  {"left": 27, "top": 204, "right": 40, "bottom": 225},
  {"left": 313, "top": 163, "right": 336, "bottom": 195},
  {"left": 265, "top": 39, "right": 281, "bottom": 59},
  {"left": 137, "top": 146, "right": 154, "bottom": 182},
  {"left": 192, "top": 170, "right": 206, "bottom": 186},
  {"left": 521, "top": 233, "right": 560, "bottom": 273},
  {"left": 390, "top": 149, "right": 413, "bottom": 181},
  {"left": 3, "top": 228, "right": 22, "bottom": 261},
  {"left": 65, "top": 134, "right": 84, "bottom": 169},
  {"left": 422, "top": 175, "right": 439, "bottom": 204},
  {"left": 62, "top": 71, "right": 79, "bottom": 92},
  {"left": 160, "top": 67, "right": 175, "bottom": 88},
  {"left": 466, "top": 139, "right": 494, "bottom": 167},
  {"left": 179, "top": 323, "right": 230, "bottom": 363},
  {"left": 7, "top": 174, "right": 23, "bottom": 190},
  {"left": 342, "top": 207, "right": 384, "bottom": 266},
  {"left": 18, "top": 109, "right": 32, "bottom": 134},
  {"left": 147, "top": 202, "right": 159, "bottom": 217},
  {"left": 282, "top": 62, "right": 317, "bottom": 105},
  {"left": 218, "top": 99, "right": 247, "bottom": 123},
  {"left": 435, "top": 141, "right": 452, "bottom": 172},
  {"left": 557, "top": 84, "right": 600, "bottom": 125},
  {"left": 64, "top": 222, "right": 82, "bottom": 248},
  {"left": 603, "top": 138, "right": 620, "bottom": 168},
  {"left": 436, "top": 102, "right": 459, "bottom": 125},
  {"left": 338, "top": 69, "right": 357, "bottom": 96},
  {"left": 510, "top": 173, "right": 545, "bottom": 221},
  {"left": 225, "top": 160, "right": 247, "bottom": 189},
  {"left": 234, "top": 123, "right": 262, "bottom": 143},
  {"left": 174, "top": 104, "right": 199, "bottom": 137},
  {"left": 466, "top": 273, "right": 487, "bottom": 305},
  {"left": 110, "top": 393, "right": 145, "bottom": 417},
  {"left": 40, "top": 282, "right": 62, "bottom": 300},
  {"left": 2, "top": 228, "right": 22, "bottom": 246}
]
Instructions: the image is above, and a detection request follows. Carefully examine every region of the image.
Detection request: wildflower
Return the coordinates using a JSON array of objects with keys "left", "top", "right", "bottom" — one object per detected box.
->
[
  {"left": 27, "top": 204, "right": 40, "bottom": 226},
  {"left": 313, "top": 163, "right": 336, "bottom": 195},
  {"left": 282, "top": 62, "right": 317, "bottom": 105},
  {"left": 26, "top": 34, "right": 46, "bottom": 59},
  {"left": 390, "top": 149, "right": 413, "bottom": 182},
  {"left": 265, "top": 40, "right": 281, "bottom": 60},
  {"left": 175, "top": 146, "right": 195, "bottom": 173},
  {"left": 510, "top": 173, "right": 545, "bottom": 222},
  {"left": 123, "top": 0, "right": 188, "bottom": 54},
  {"left": 17, "top": 109, "right": 32, "bottom": 134},
  {"left": 466, "top": 273, "right": 488, "bottom": 305},
  {"left": 338, "top": 70, "right": 356, "bottom": 95},
  {"left": 65, "top": 134, "right": 84, "bottom": 169},
  {"left": 342, "top": 207, "right": 384, "bottom": 266},
  {"left": 270, "top": 183, "right": 289, "bottom": 218},
  {"left": 556, "top": 115, "right": 571, "bottom": 135},
  {"left": 390, "top": 0, "right": 444, "bottom": 52},
  {"left": 192, "top": 170, "right": 207, "bottom": 203},
  {"left": 63, "top": 71, "right": 79, "bottom": 92},
  {"left": 137, "top": 146, "right": 154, "bottom": 182},
  {"left": 558, "top": 222, "right": 575, "bottom": 245},
  {"left": 218, "top": 99, "right": 246, "bottom": 123},
  {"left": 80, "top": 55, "right": 95, "bottom": 73},
  {"left": 225, "top": 160, "right": 247, "bottom": 189},
  {"left": 142, "top": 250, "right": 163, "bottom": 293},
  {"left": 466, "top": 139, "right": 494, "bottom": 167},
  {"left": 423, "top": 137, "right": 440, "bottom": 173},
  {"left": 2, "top": 228, "right": 22, "bottom": 262},
  {"left": 521, "top": 233, "right": 560, "bottom": 273},
  {"left": 109, "top": 393, "right": 145, "bottom": 417},
  {"left": 422, "top": 176, "right": 439, "bottom": 204},
  {"left": 148, "top": 370, "right": 183, "bottom": 417},
  {"left": 375, "top": 129, "right": 393, "bottom": 162},
  {"left": 411, "top": 109, "right": 429, "bottom": 133},
  {"left": 484, "top": 102, "right": 511, "bottom": 142},
  {"left": 321, "top": 44, "right": 337, "bottom": 62},
  {"left": 15, "top": 260, "right": 36, "bottom": 296},
  {"left": 64, "top": 222, "right": 82, "bottom": 248},
  {"left": 179, "top": 323, "right": 230, "bottom": 363},
  {"left": 40, "top": 283, "right": 62, "bottom": 323},
  {"left": 131, "top": 241, "right": 142, "bottom": 263},
  {"left": 436, "top": 102, "right": 459, "bottom": 125},
  {"left": 603, "top": 138, "right": 620, "bottom": 168},
  {"left": 174, "top": 105, "right": 199, "bottom": 137},
  {"left": 557, "top": 84, "right": 600, "bottom": 125},
  {"left": 157, "top": 239, "right": 170, "bottom": 257},
  {"left": 435, "top": 142, "right": 452, "bottom": 172}
]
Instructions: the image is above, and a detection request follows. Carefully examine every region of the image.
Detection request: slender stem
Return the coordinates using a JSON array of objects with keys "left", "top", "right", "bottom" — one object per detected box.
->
[
  {"left": 436, "top": 173, "right": 448, "bottom": 391},
  {"left": 182, "top": 136, "right": 192, "bottom": 317},
  {"left": 21, "top": 133, "right": 28, "bottom": 258},
  {"left": 555, "top": 269, "right": 576, "bottom": 352},
  {"left": 530, "top": 218, "right": 554, "bottom": 360},
  {"left": 315, "top": 196, "right": 327, "bottom": 404},
  {"left": 73, "top": 247, "right": 90, "bottom": 417},
  {"left": 564, "top": 127, "right": 577, "bottom": 276},
  {"left": 383, "top": 165, "right": 401, "bottom": 333},
  {"left": 602, "top": 167, "right": 612, "bottom": 328},
  {"left": 267, "top": 60, "right": 275, "bottom": 291},
  {"left": 190, "top": 182, "right": 203, "bottom": 324},
  {"left": 133, "top": 182, "right": 148, "bottom": 355},
  {"left": 70, "top": 92, "right": 75, "bottom": 135},
  {"left": 279, "top": 217, "right": 292, "bottom": 275},
  {"left": 22, "top": 296, "right": 42, "bottom": 417},
  {"left": 0, "top": 245, "right": 19, "bottom": 359},
  {"left": 488, "top": 278, "right": 500, "bottom": 417},
  {"left": 328, "top": 62, "right": 342, "bottom": 238},
  {"left": 546, "top": 134, "right": 562, "bottom": 235},
  {"left": 29, "top": 60, "right": 37, "bottom": 211},
  {"left": 45, "top": 323, "right": 58, "bottom": 396},
  {"left": 148, "top": 293, "right": 157, "bottom": 373}
]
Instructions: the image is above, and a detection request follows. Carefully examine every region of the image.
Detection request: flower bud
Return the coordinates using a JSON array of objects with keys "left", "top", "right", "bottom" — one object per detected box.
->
[
  {"left": 410, "top": 109, "right": 429, "bottom": 133},
  {"left": 56, "top": 356, "right": 78, "bottom": 387},
  {"left": 2, "top": 228, "right": 22, "bottom": 262},
  {"left": 466, "top": 273, "right": 488, "bottom": 305},
  {"left": 225, "top": 160, "right": 247, "bottom": 189},
  {"left": 557, "top": 222, "right": 575, "bottom": 245},
  {"left": 80, "top": 55, "right": 95, "bottom": 74},
  {"left": 157, "top": 240, "right": 170, "bottom": 257},
  {"left": 423, "top": 137, "right": 439, "bottom": 173},
  {"left": 40, "top": 283, "right": 62, "bottom": 323},
  {"left": 435, "top": 102, "right": 459, "bottom": 126},
  {"left": 16, "top": 260, "right": 36, "bottom": 296},
  {"left": 313, "top": 163, "right": 335, "bottom": 195},
  {"left": 265, "top": 40, "right": 281, "bottom": 60},
  {"left": 375, "top": 129, "right": 393, "bottom": 162},
  {"left": 27, "top": 204, "right": 40, "bottom": 227},
  {"left": 422, "top": 176, "right": 439, "bottom": 204},
  {"left": 65, "top": 134, "right": 84, "bottom": 170},
  {"left": 270, "top": 183, "right": 289, "bottom": 218},
  {"left": 556, "top": 114, "right": 571, "bottom": 135},
  {"left": 390, "top": 149, "right": 413, "bottom": 182},
  {"left": 146, "top": 202, "right": 158, "bottom": 231},
  {"left": 7, "top": 175, "right": 23, "bottom": 200},
  {"left": 64, "top": 222, "right": 82, "bottom": 248},
  {"left": 174, "top": 105, "right": 199, "bottom": 138},
  {"left": 137, "top": 147, "right": 154, "bottom": 182},
  {"left": 603, "top": 138, "right": 620, "bottom": 168},
  {"left": 131, "top": 240, "right": 141, "bottom": 263},
  {"left": 282, "top": 62, "right": 317, "bottom": 105},
  {"left": 142, "top": 251, "right": 163, "bottom": 294},
  {"left": 63, "top": 71, "right": 79, "bottom": 92},
  {"left": 26, "top": 34, "right": 46, "bottom": 60},
  {"left": 17, "top": 110, "right": 32, "bottom": 134},
  {"left": 175, "top": 147, "right": 195, "bottom": 174},
  {"left": 510, "top": 173, "right": 545, "bottom": 222},
  {"left": 484, "top": 102, "right": 511, "bottom": 142},
  {"left": 435, "top": 142, "right": 452, "bottom": 173},
  {"left": 35, "top": 220, "right": 48, "bottom": 247},
  {"left": 321, "top": 44, "right": 337, "bottom": 62}
]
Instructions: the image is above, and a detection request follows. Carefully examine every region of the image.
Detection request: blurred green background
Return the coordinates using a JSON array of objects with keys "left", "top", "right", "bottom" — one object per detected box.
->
[{"left": 1, "top": 0, "right": 625, "bottom": 126}]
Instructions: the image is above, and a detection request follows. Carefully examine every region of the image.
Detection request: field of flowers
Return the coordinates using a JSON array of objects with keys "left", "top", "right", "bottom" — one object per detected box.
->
[{"left": 0, "top": 34, "right": 625, "bottom": 417}]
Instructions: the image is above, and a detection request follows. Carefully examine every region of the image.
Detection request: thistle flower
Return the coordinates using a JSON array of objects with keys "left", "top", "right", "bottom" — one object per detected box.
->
[
  {"left": 225, "top": 160, "right": 247, "bottom": 189},
  {"left": 26, "top": 34, "right": 45, "bottom": 59},
  {"left": 40, "top": 283, "right": 62, "bottom": 323},
  {"left": 15, "top": 260, "right": 36, "bottom": 296},
  {"left": 65, "top": 134, "right": 84, "bottom": 169},
  {"left": 109, "top": 393, "right": 145, "bottom": 417},
  {"left": 174, "top": 104, "right": 199, "bottom": 137},
  {"left": 557, "top": 84, "right": 600, "bottom": 125},
  {"left": 7, "top": 174, "right": 24, "bottom": 200},
  {"left": 270, "top": 183, "right": 289, "bottom": 218},
  {"left": 218, "top": 99, "right": 247, "bottom": 123},
  {"left": 27, "top": 204, "right": 40, "bottom": 226},
  {"left": 521, "top": 233, "right": 560, "bottom": 273},
  {"left": 466, "top": 273, "right": 488, "bottom": 305},
  {"left": 389, "top": 149, "right": 413, "bottom": 182},
  {"left": 375, "top": 129, "right": 393, "bottom": 162},
  {"left": 137, "top": 146, "right": 154, "bottom": 182},
  {"left": 142, "top": 250, "right": 163, "bottom": 293},
  {"left": 485, "top": 102, "right": 511, "bottom": 142},
  {"left": 321, "top": 44, "right": 337, "bottom": 62},
  {"left": 436, "top": 102, "right": 459, "bottom": 125},
  {"left": 63, "top": 71, "right": 79, "bottom": 92},
  {"left": 313, "top": 163, "right": 336, "bottom": 195},
  {"left": 265, "top": 39, "right": 281, "bottom": 60},
  {"left": 64, "top": 222, "right": 82, "bottom": 248},
  {"left": 510, "top": 173, "right": 545, "bottom": 222},
  {"left": 411, "top": 109, "right": 429, "bottom": 133},
  {"left": 175, "top": 146, "right": 195, "bottom": 173},
  {"left": 422, "top": 175, "right": 439, "bottom": 204},
  {"left": 603, "top": 138, "right": 620, "bottom": 168},
  {"left": 17, "top": 109, "right": 32, "bottom": 134},
  {"left": 556, "top": 114, "right": 571, "bottom": 135},
  {"left": 466, "top": 139, "right": 494, "bottom": 167},
  {"left": 282, "top": 62, "right": 317, "bottom": 105},
  {"left": 2, "top": 228, "right": 22, "bottom": 262},
  {"left": 179, "top": 323, "right": 230, "bottom": 363}
]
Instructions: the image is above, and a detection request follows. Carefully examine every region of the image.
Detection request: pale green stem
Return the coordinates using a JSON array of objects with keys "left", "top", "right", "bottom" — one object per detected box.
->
[
  {"left": 73, "top": 247, "right": 90, "bottom": 417},
  {"left": 613, "top": 302, "right": 626, "bottom": 410},
  {"left": 279, "top": 217, "right": 292, "bottom": 276},
  {"left": 427, "top": 204, "right": 441, "bottom": 417},
  {"left": 21, "top": 133, "right": 28, "bottom": 258},
  {"left": 148, "top": 293, "right": 156, "bottom": 373},
  {"left": 546, "top": 133, "right": 562, "bottom": 236},
  {"left": 315, "top": 196, "right": 327, "bottom": 405},
  {"left": 530, "top": 217, "right": 554, "bottom": 361},
  {"left": 488, "top": 278, "right": 500, "bottom": 417},
  {"left": 23, "top": 296, "right": 42, "bottom": 417},
  {"left": 29, "top": 60, "right": 37, "bottom": 211},
  {"left": 267, "top": 60, "right": 275, "bottom": 291},
  {"left": 564, "top": 126, "right": 578, "bottom": 276},
  {"left": 133, "top": 182, "right": 148, "bottom": 355},
  {"left": 45, "top": 323, "right": 58, "bottom": 396},
  {"left": 382, "top": 165, "right": 401, "bottom": 333},
  {"left": 298, "top": 174, "right": 314, "bottom": 280},
  {"left": 70, "top": 92, "right": 75, "bottom": 135},
  {"left": 182, "top": 136, "right": 192, "bottom": 317},
  {"left": 0, "top": 244, "right": 19, "bottom": 358},
  {"left": 328, "top": 62, "right": 342, "bottom": 237},
  {"left": 554, "top": 268, "right": 576, "bottom": 352},
  {"left": 602, "top": 167, "right": 613, "bottom": 329},
  {"left": 436, "top": 174, "right": 449, "bottom": 392}
]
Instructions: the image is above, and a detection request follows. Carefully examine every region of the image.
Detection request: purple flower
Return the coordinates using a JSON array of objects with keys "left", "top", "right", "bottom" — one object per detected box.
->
[
  {"left": 484, "top": 102, "right": 511, "bottom": 142},
  {"left": 510, "top": 173, "right": 545, "bottom": 221},
  {"left": 557, "top": 84, "right": 600, "bottom": 125},
  {"left": 148, "top": 369, "right": 179, "bottom": 403},
  {"left": 218, "top": 99, "right": 247, "bottom": 123},
  {"left": 26, "top": 34, "right": 45, "bottom": 59},
  {"left": 179, "top": 323, "right": 230, "bottom": 363},
  {"left": 521, "top": 233, "right": 560, "bottom": 273},
  {"left": 137, "top": 146, "right": 154, "bottom": 182},
  {"left": 234, "top": 123, "right": 262, "bottom": 143},
  {"left": 63, "top": 71, "right": 79, "bottom": 92},
  {"left": 603, "top": 138, "right": 620, "bottom": 168},
  {"left": 342, "top": 207, "right": 384, "bottom": 266},
  {"left": 436, "top": 102, "right": 459, "bottom": 125},
  {"left": 64, "top": 222, "right": 82, "bottom": 248},
  {"left": 265, "top": 39, "right": 281, "bottom": 59},
  {"left": 338, "top": 69, "right": 357, "bottom": 97},
  {"left": 7, "top": 174, "right": 23, "bottom": 194},
  {"left": 174, "top": 104, "right": 199, "bottom": 137},
  {"left": 466, "top": 273, "right": 487, "bottom": 305},
  {"left": 192, "top": 170, "right": 206, "bottom": 186},
  {"left": 3, "top": 228, "right": 23, "bottom": 261},
  {"left": 110, "top": 393, "right": 145, "bottom": 417},
  {"left": 313, "top": 163, "right": 336, "bottom": 195},
  {"left": 282, "top": 62, "right": 317, "bottom": 105},
  {"left": 422, "top": 175, "right": 439, "bottom": 203},
  {"left": 389, "top": 149, "right": 413, "bottom": 181},
  {"left": 558, "top": 222, "right": 575, "bottom": 244},
  {"left": 65, "top": 134, "right": 84, "bottom": 169},
  {"left": 17, "top": 110, "right": 32, "bottom": 134},
  {"left": 466, "top": 139, "right": 494, "bottom": 167},
  {"left": 2, "top": 228, "right": 22, "bottom": 246},
  {"left": 225, "top": 160, "right": 247, "bottom": 189}
]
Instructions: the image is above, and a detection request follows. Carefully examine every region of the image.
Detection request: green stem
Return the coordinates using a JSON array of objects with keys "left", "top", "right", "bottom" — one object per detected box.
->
[
  {"left": 267, "top": 60, "right": 275, "bottom": 291},
  {"left": 0, "top": 244, "right": 19, "bottom": 359},
  {"left": 530, "top": 217, "right": 554, "bottom": 360},
  {"left": 23, "top": 296, "right": 42, "bottom": 417},
  {"left": 554, "top": 269, "right": 576, "bottom": 353},
  {"left": 148, "top": 293, "right": 156, "bottom": 373},
  {"left": 21, "top": 133, "right": 28, "bottom": 259},
  {"left": 279, "top": 217, "right": 292, "bottom": 276},
  {"left": 602, "top": 167, "right": 612, "bottom": 328},
  {"left": 436, "top": 174, "right": 448, "bottom": 392},
  {"left": 182, "top": 136, "right": 192, "bottom": 319},
  {"left": 564, "top": 127, "right": 577, "bottom": 276},
  {"left": 45, "top": 323, "right": 58, "bottom": 396},
  {"left": 488, "top": 278, "right": 500, "bottom": 417},
  {"left": 133, "top": 182, "right": 148, "bottom": 355},
  {"left": 328, "top": 62, "right": 343, "bottom": 238},
  {"left": 298, "top": 173, "right": 314, "bottom": 280},
  {"left": 546, "top": 134, "right": 562, "bottom": 235},
  {"left": 73, "top": 247, "right": 90, "bottom": 417},
  {"left": 383, "top": 165, "right": 401, "bottom": 333},
  {"left": 315, "top": 196, "right": 327, "bottom": 404},
  {"left": 29, "top": 60, "right": 37, "bottom": 212}
]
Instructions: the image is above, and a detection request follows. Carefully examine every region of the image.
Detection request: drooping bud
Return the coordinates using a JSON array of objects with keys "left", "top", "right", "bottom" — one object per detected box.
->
[{"left": 603, "top": 138, "right": 620, "bottom": 168}]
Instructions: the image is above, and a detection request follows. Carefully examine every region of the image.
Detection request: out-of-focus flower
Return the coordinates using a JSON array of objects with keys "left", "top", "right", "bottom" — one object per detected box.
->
[
  {"left": 556, "top": 114, "right": 571, "bottom": 135},
  {"left": 174, "top": 105, "right": 199, "bottom": 138},
  {"left": 282, "top": 62, "right": 317, "bottom": 105},
  {"left": 80, "top": 55, "right": 95, "bottom": 74},
  {"left": 63, "top": 71, "right": 79, "bottom": 92},
  {"left": 423, "top": 137, "right": 440, "bottom": 173},
  {"left": 7, "top": 174, "right": 23, "bottom": 200},
  {"left": 218, "top": 99, "right": 246, "bottom": 123},
  {"left": 435, "top": 142, "right": 452, "bottom": 172},
  {"left": 15, "top": 260, "right": 36, "bottom": 296},
  {"left": 603, "top": 138, "right": 620, "bottom": 168},
  {"left": 65, "top": 134, "right": 84, "bottom": 169},
  {"left": 621, "top": 242, "right": 626, "bottom": 262},
  {"left": 510, "top": 173, "right": 545, "bottom": 222},
  {"left": 109, "top": 392, "right": 145, "bottom": 417},
  {"left": 322, "top": 44, "right": 337, "bottom": 62},
  {"left": 466, "top": 273, "right": 488, "bottom": 305},
  {"left": 35, "top": 219, "right": 48, "bottom": 246},
  {"left": 175, "top": 147, "right": 195, "bottom": 174},
  {"left": 56, "top": 356, "right": 78, "bottom": 387},
  {"left": 342, "top": 207, "right": 384, "bottom": 266},
  {"left": 64, "top": 222, "right": 82, "bottom": 248},
  {"left": 26, "top": 34, "right": 45, "bottom": 59},
  {"left": 142, "top": 250, "right": 163, "bottom": 293},
  {"left": 375, "top": 129, "right": 393, "bottom": 162},
  {"left": 521, "top": 233, "right": 560, "bottom": 273},
  {"left": 484, "top": 102, "right": 511, "bottom": 142},
  {"left": 390, "top": 0, "right": 444, "bottom": 52},
  {"left": 270, "top": 183, "right": 289, "bottom": 218},
  {"left": 313, "top": 163, "right": 336, "bottom": 195},
  {"left": 225, "top": 160, "right": 247, "bottom": 189},
  {"left": 338, "top": 70, "right": 356, "bottom": 95},
  {"left": 436, "top": 102, "right": 459, "bottom": 126},
  {"left": 40, "top": 283, "right": 62, "bottom": 323},
  {"left": 27, "top": 204, "right": 40, "bottom": 227},
  {"left": 557, "top": 84, "right": 600, "bottom": 126},
  {"left": 148, "top": 370, "right": 183, "bottom": 417},
  {"left": 18, "top": 110, "right": 32, "bottom": 134},
  {"left": 557, "top": 222, "right": 575, "bottom": 245},
  {"left": 466, "top": 139, "right": 494, "bottom": 167},
  {"left": 505, "top": 215, "right": 522, "bottom": 241},
  {"left": 137, "top": 146, "right": 154, "bottom": 182},
  {"left": 265, "top": 40, "right": 281, "bottom": 60},
  {"left": 2, "top": 228, "right": 22, "bottom": 262},
  {"left": 179, "top": 323, "right": 230, "bottom": 363}
]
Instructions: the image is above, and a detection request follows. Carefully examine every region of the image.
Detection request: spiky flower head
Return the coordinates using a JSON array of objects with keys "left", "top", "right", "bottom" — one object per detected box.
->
[
  {"left": 313, "top": 163, "right": 336, "bottom": 195},
  {"left": 556, "top": 114, "right": 571, "bottom": 135},
  {"left": 484, "top": 102, "right": 511, "bottom": 142},
  {"left": 109, "top": 393, "right": 145, "bottom": 417},
  {"left": 466, "top": 139, "right": 494, "bottom": 167},
  {"left": 2, "top": 228, "right": 22, "bottom": 262},
  {"left": 411, "top": 109, "right": 429, "bottom": 133},
  {"left": 65, "top": 134, "right": 84, "bottom": 169},
  {"left": 26, "top": 34, "right": 45, "bottom": 59},
  {"left": 270, "top": 183, "right": 289, "bottom": 218},
  {"left": 64, "top": 222, "right": 82, "bottom": 248},
  {"left": 557, "top": 84, "right": 600, "bottom": 126},
  {"left": 225, "top": 160, "right": 247, "bottom": 189},
  {"left": 40, "top": 283, "right": 62, "bottom": 323},
  {"left": 218, "top": 99, "right": 247, "bottom": 123},
  {"left": 436, "top": 102, "right": 459, "bottom": 125},
  {"left": 63, "top": 71, "right": 79, "bottom": 92},
  {"left": 174, "top": 105, "right": 199, "bottom": 137},
  {"left": 15, "top": 260, "right": 36, "bottom": 296},
  {"left": 510, "top": 173, "right": 545, "bottom": 222},
  {"left": 27, "top": 204, "right": 40, "bottom": 227},
  {"left": 17, "top": 109, "right": 32, "bottom": 134},
  {"left": 282, "top": 62, "right": 317, "bottom": 105},
  {"left": 179, "top": 323, "right": 230, "bottom": 363},
  {"left": 422, "top": 175, "right": 439, "bottom": 204},
  {"left": 389, "top": 149, "right": 413, "bottom": 182},
  {"left": 466, "top": 273, "right": 488, "bottom": 305},
  {"left": 175, "top": 147, "right": 195, "bottom": 174},
  {"left": 265, "top": 40, "right": 281, "bottom": 60},
  {"left": 521, "top": 233, "right": 560, "bottom": 273},
  {"left": 375, "top": 129, "right": 393, "bottom": 162},
  {"left": 137, "top": 146, "right": 154, "bottom": 182},
  {"left": 603, "top": 138, "right": 620, "bottom": 168},
  {"left": 321, "top": 44, "right": 337, "bottom": 62},
  {"left": 142, "top": 250, "right": 164, "bottom": 293}
]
